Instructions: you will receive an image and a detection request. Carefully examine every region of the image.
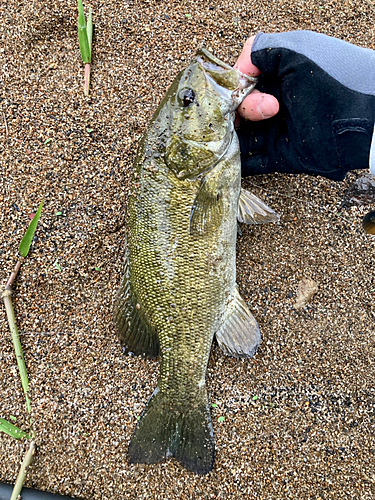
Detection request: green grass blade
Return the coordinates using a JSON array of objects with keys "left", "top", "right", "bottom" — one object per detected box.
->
[
  {"left": 0, "top": 418, "right": 31, "bottom": 440},
  {"left": 18, "top": 201, "right": 43, "bottom": 258},
  {"left": 87, "top": 7, "right": 93, "bottom": 54},
  {"left": 78, "top": 0, "right": 91, "bottom": 63},
  {"left": 18, "top": 202, "right": 43, "bottom": 257},
  {"left": 78, "top": 0, "right": 86, "bottom": 30}
]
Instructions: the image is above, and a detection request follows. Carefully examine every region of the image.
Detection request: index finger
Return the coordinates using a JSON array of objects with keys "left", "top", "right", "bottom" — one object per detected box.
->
[{"left": 234, "top": 35, "right": 261, "bottom": 77}]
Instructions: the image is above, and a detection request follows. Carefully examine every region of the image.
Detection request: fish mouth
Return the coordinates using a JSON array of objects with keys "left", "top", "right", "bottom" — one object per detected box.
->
[{"left": 197, "top": 48, "right": 258, "bottom": 111}]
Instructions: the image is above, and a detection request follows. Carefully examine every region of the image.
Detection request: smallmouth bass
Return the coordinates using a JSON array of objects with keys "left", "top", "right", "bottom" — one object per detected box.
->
[{"left": 115, "top": 49, "right": 279, "bottom": 474}]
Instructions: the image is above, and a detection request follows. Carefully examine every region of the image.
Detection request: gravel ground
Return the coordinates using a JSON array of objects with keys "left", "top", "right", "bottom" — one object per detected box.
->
[{"left": 1, "top": 0, "right": 375, "bottom": 498}]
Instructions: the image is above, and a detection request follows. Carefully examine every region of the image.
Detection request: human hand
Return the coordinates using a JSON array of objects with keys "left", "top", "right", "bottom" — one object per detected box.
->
[
  {"left": 234, "top": 35, "right": 279, "bottom": 122},
  {"left": 236, "top": 31, "right": 375, "bottom": 180}
]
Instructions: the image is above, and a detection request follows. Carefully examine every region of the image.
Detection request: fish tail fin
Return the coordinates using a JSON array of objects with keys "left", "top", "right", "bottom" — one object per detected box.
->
[{"left": 128, "top": 387, "right": 215, "bottom": 475}]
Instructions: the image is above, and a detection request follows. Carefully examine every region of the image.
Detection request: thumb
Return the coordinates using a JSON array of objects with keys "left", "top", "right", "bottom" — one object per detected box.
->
[{"left": 238, "top": 89, "right": 279, "bottom": 121}]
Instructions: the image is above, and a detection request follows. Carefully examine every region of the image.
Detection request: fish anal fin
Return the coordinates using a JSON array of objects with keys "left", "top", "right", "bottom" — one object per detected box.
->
[
  {"left": 128, "top": 387, "right": 215, "bottom": 475},
  {"left": 238, "top": 188, "right": 280, "bottom": 224},
  {"left": 114, "top": 251, "right": 159, "bottom": 358},
  {"left": 216, "top": 286, "right": 261, "bottom": 358}
]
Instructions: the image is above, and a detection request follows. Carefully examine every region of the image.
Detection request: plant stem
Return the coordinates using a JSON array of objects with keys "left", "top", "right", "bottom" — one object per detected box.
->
[
  {"left": 3, "top": 111, "right": 9, "bottom": 143},
  {"left": 10, "top": 441, "right": 35, "bottom": 500},
  {"left": 6, "top": 259, "right": 22, "bottom": 288},
  {"left": 84, "top": 63, "right": 91, "bottom": 96},
  {"left": 2, "top": 284, "right": 31, "bottom": 413}
]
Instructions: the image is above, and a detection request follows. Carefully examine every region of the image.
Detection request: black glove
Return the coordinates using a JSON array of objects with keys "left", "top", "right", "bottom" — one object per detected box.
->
[{"left": 238, "top": 31, "right": 375, "bottom": 181}]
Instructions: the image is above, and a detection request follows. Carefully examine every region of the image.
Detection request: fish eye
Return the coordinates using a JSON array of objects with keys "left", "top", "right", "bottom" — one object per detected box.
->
[{"left": 179, "top": 89, "right": 196, "bottom": 107}]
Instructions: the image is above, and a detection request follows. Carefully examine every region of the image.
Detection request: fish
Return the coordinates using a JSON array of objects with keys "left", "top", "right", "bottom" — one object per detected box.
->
[{"left": 114, "top": 49, "right": 279, "bottom": 475}]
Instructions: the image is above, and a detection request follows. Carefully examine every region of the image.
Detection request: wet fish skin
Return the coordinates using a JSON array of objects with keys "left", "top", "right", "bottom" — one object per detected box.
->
[{"left": 115, "top": 50, "right": 261, "bottom": 474}]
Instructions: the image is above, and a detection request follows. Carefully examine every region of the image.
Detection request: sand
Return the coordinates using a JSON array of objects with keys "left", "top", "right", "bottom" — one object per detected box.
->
[{"left": 1, "top": 0, "right": 375, "bottom": 498}]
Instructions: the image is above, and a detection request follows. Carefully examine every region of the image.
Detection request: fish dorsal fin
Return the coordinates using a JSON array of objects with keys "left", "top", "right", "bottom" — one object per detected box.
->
[
  {"left": 114, "top": 248, "right": 159, "bottom": 358},
  {"left": 215, "top": 286, "right": 260, "bottom": 358},
  {"left": 189, "top": 173, "right": 223, "bottom": 236},
  {"left": 238, "top": 188, "right": 280, "bottom": 224}
]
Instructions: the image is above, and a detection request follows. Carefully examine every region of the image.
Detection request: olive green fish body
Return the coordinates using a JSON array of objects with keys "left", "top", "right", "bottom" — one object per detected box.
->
[
  {"left": 130, "top": 129, "right": 240, "bottom": 401},
  {"left": 115, "top": 50, "right": 262, "bottom": 474}
]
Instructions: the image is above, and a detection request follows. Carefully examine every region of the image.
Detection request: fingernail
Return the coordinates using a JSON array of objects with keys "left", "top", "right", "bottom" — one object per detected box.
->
[{"left": 257, "top": 99, "right": 278, "bottom": 119}]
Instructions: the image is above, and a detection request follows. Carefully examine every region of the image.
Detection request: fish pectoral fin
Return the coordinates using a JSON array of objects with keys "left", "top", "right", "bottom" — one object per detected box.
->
[
  {"left": 128, "top": 387, "right": 215, "bottom": 475},
  {"left": 238, "top": 188, "right": 280, "bottom": 224},
  {"left": 216, "top": 286, "right": 261, "bottom": 358},
  {"left": 189, "top": 175, "right": 224, "bottom": 236},
  {"left": 114, "top": 250, "right": 159, "bottom": 358}
]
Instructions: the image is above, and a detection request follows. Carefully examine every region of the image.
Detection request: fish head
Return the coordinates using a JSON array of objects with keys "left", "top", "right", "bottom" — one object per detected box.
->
[{"left": 164, "top": 49, "right": 257, "bottom": 180}]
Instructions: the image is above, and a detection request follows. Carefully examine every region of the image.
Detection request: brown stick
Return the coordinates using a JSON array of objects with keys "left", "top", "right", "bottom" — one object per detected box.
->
[{"left": 6, "top": 259, "right": 22, "bottom": 288}]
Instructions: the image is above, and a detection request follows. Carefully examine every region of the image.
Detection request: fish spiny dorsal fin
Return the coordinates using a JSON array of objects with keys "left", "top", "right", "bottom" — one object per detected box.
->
[
  {"left": 215, "top": 286, "right": 260, "bottom": 358},
  {"left": 114, "top": 247, "right": 159, "bottom": 358},
  {"left": 237, "top": 188, "right": 280, "bottom": 225}
]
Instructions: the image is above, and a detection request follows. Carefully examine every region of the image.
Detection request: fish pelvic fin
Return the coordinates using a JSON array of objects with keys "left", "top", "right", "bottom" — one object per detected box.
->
[
  {"left": 128, "top": 387, "right": 215, "bottom": 475},
  {"left": 114, "top": 249, "right": 159, "bottom": 358},
  {"left": 215, "top": 285, "right": 261, "bottom": 358},
  {"left": 238, "top": 188, "right": 280, "bottom": 224}
]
